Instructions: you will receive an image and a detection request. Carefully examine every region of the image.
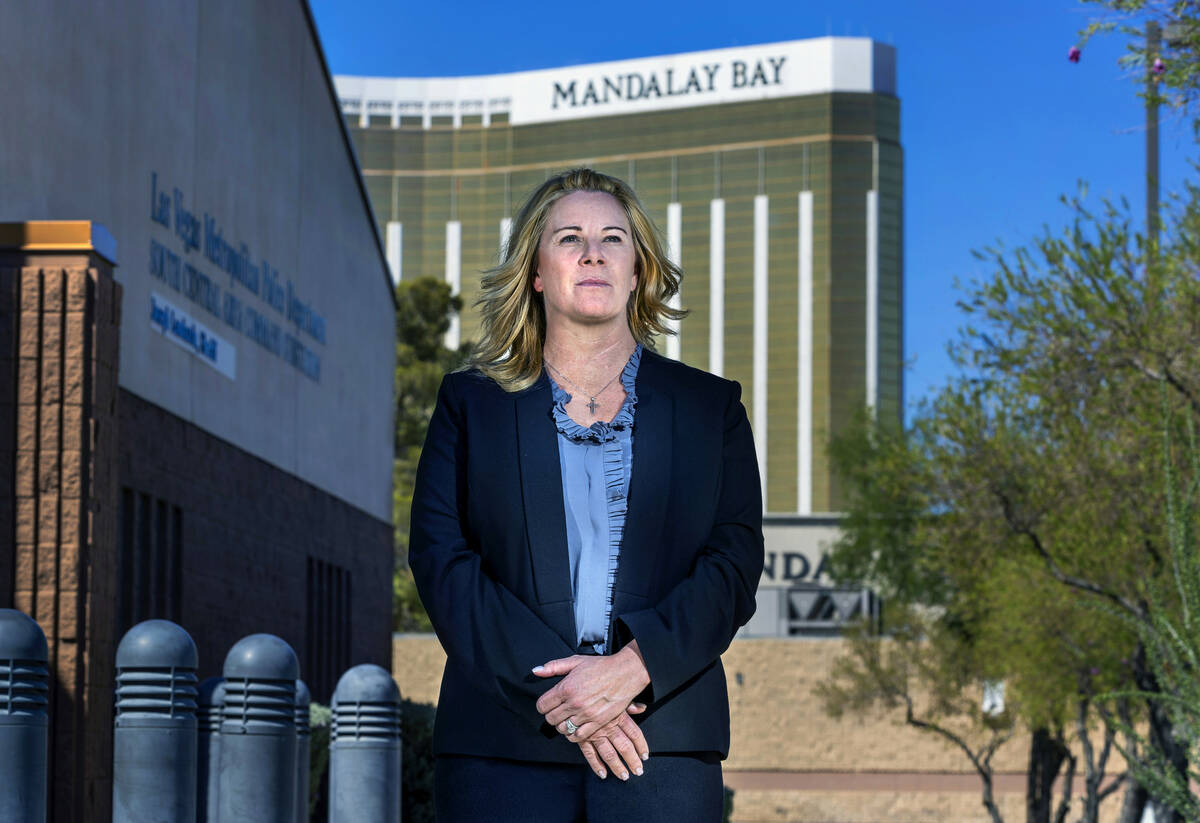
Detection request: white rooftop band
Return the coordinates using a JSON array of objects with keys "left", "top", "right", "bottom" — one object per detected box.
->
[{"left": 335, "top": 37, "right": 896, "bottom": 129}]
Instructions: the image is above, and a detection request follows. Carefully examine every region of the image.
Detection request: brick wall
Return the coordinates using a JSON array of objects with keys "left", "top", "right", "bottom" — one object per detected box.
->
[
  {"left": 118, "top": 390, "right": 394, "bottom": 697},
  {"left": 0, "top": 239, "right": 121, "bottom": 823}
]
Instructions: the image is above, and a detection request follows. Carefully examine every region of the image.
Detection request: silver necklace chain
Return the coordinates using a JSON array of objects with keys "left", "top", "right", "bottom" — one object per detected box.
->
[{"left": 543, "top": 359, "right": 623, "bottom": 416}]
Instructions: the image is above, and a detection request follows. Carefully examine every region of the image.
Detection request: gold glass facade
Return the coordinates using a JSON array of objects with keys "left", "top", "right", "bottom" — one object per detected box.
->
[{"left": 345, "top": 85, "right": 902, "bottom": 515}]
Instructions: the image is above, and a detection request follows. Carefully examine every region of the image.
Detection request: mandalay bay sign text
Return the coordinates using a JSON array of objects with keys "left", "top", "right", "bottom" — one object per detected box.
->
[
  {"left": 551, "top": 56, "right": 787, "bottom": 110},
  {"left": 502, "top": 38, "right": 893, "bottom": 124}
]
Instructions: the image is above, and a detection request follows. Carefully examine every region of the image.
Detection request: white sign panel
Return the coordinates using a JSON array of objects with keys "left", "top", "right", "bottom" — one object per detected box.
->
[
  {"left": 336, "top": 37, "right": 895, "bottom": 128},
  {"left": 150, "top": 292, "right": 236, "bottom": 380},
  {"left": 761, "top": 520, "right": 843, "bottom": 588}
]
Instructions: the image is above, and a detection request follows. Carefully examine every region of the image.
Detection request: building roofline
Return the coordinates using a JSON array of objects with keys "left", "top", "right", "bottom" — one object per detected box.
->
[
  {"left": 339, "top": 36, "right": 887, "bottom": 85},
  {"left": 298, "top": 0, "right": 398, "bottom": 311}
]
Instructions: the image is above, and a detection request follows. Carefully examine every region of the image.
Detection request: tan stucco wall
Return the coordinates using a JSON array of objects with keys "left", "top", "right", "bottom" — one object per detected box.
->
[
  {"left": 721, "top": 638, "right": 1028, "bottom": 772},
  {"left": 392, "top": 632, "right": 448, "bottom": 705}
]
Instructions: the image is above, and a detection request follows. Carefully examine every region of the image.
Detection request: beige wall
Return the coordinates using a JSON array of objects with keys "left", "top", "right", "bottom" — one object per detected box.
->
[
  {"left": 393, "top": 634, "right": 1128, "bottom": 823},
  {"left": 722, "top": 638, "right": 1025, "bottom": 772}
]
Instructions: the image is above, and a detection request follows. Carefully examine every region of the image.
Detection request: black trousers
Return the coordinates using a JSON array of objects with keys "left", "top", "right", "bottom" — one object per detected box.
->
[{"left": 434, "top": 753, "right": 724, "bottom": 822}]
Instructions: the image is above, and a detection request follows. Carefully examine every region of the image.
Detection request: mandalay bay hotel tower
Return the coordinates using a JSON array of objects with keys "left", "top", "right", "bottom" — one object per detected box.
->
[{"left": 335, "top": 37, "right": 902, "bottom": 634}]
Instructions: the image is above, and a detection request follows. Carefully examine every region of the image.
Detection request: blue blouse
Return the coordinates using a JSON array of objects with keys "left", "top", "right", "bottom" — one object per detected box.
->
[{"left": 547, "top": 344, "right": 642, "bottom": 654}]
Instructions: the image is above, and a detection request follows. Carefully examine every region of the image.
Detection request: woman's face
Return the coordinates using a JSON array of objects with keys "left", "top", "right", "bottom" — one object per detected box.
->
[{"left": 534, "top": 191, "right": 637, "bottom": 332}]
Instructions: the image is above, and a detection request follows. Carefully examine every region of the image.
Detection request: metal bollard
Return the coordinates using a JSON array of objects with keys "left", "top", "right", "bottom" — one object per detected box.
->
[
  {"left": 329, "top": 664, "right": 402, "bottom": 823},
  {"left": 295, "top": 679, "right": 312, "bottom": 823},
  {"left": 218, "top": 634, "right": 298, "bottom": 823},
  {"left": 0, "top": 609, "right": 49, "bottom": 823},
  {"left": 112, "top": 619, "right": 199, "bottom": 823},
  {"left": 196, "top": 676, "right": 225, "bottom": 823}
]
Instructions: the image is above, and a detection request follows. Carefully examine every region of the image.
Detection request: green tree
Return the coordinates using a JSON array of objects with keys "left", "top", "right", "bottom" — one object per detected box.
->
[
  {"left": 821, "top": 183, "right": 1200, "bottom": 822},
  {"left": 1094, "top": 406, "right": 1200, "bottom": 823},
  {"left": 948, "top": 188, "right": 1200, "bottom": 823},
  {"left": 823, "top": 407, "right": 1131, "bottom": 823},
  {"left": 822, "top": 7, "right": 1200, "bottom": 821},
  {"left": 392, "top": 276, "right": 469, "bottom": 632}
]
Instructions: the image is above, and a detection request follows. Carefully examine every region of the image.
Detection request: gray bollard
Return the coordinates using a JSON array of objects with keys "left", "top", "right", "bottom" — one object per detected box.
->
[
  {"left": 196, "top": 676, "right": 225, "bottom": 823},
  {"left": 329, "top": 664, "right": 402, "bottom": 823},
  {"left": 218, "top": 634, "right": 298, "bottom": 823},
  {"left": 112, "top": 619, "right": 199, "bottom": 823},
  {"left": 0, "top": 609, "right": 49, "bottom": 823},
  {"left": 329, "top": 696, "right": 338, "bottom": 814},
  {"left": 295, "top": 679, "right": 311, "bottom": 823}
]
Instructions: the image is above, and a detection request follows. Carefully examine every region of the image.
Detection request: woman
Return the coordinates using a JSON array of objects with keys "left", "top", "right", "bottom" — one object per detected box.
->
[{"left": 409, "top": 168, "right": 763, "bottom": 822}]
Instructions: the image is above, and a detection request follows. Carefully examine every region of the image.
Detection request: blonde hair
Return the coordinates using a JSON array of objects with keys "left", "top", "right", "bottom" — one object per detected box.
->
[{"left": 466, "top": 168, "right": 686, "bottom": 392}]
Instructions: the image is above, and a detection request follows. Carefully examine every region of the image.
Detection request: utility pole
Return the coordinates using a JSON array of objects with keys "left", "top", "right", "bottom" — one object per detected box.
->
[{"left": 1146, "top": 20, "right": 1161, "bottom": 243}]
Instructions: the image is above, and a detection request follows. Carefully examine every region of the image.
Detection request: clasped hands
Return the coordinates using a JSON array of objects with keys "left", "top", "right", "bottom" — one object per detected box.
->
[{"left": 532, "top": 640, "right": 651, "bottom": 781}]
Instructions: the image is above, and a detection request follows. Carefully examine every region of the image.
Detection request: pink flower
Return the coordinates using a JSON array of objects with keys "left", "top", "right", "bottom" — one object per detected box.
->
[
  {"left": 1068, "top": 46, "right": 1081, "bottom": 63},
  {"left": 1153, "top": 57, "right": 1166, "bottom": 74}
]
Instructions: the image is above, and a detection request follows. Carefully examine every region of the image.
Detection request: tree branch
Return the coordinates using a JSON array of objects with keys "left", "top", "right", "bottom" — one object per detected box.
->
[
  {"left": 1097, "top": 713, "right": 1116, "bottom": 781},
  {"left": 903, "top": 696, "right": 991, "bottom": 780},
  {"left": 1078, "top": 696, "right": 1097, "bottom": 781},
  {"left": 1053, "top": 749, "right": 1077, "bottom": 823},
  {"left": 1122, "top": 355, "right": 1200, "bottom": 421},
  {"left": 1099, "top": 772, "right": 1128, "bottom": 802},
  {"left": 995, "top": 490, "right": 1146, "bottom": 620},
  {"left": 901, "top": 694, "right": 1011, "bottom": 823}
]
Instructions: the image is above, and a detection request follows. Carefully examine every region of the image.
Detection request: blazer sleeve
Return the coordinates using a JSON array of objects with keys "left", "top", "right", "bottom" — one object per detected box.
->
[
  {"left": 408, "top": 373, "right": 576, "bottom": 729},
  {"left": 616, "top": 380, "right": 764, "bottom": 702}
]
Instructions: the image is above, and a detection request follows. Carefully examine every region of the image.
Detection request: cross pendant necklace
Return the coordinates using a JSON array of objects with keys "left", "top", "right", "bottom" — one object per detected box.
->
[{"left": 544, "top": 360, "right": 623, "bottom": 416}]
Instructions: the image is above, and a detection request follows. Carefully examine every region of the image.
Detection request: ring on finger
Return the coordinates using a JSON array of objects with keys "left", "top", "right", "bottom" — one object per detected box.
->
[{"left": 564, "top": 718, "right": 578, "bottom": 735}]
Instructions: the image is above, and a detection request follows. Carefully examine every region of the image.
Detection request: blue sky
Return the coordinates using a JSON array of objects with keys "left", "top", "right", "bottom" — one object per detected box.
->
[{"left": 309, "top": 0, "right": 1195, "bottom": 416}]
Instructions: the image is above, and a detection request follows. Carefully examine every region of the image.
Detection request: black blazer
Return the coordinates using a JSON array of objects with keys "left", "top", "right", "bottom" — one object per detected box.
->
[{"left": 409, "top": 348, "right": 764, "bottom": 762}]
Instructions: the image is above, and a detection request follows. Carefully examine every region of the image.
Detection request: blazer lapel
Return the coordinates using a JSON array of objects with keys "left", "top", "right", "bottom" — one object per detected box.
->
[
  {"left": 615, "top": 352, "right": 673, "bottom": 598},
  {"left": 514, "top": 374, "right": 578, "bottom": 646}
]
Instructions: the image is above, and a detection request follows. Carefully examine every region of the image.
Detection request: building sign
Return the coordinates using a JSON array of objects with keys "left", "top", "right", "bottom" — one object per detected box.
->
[
  {"left": 514, "top": 40, "right": 838, "bottom": 123},
  {"left": 147, "top": 172, "right": 325, "bottom": 382},
  {"left": 760, "top": 520, "right": 842, "bottom": 588},
  {"left": 150, "top": 292, "right": 236, "bottom": 379},
  {"left": 335, "top": 37, "right": 895, "bottom": 129},
  {"left": 550, "top": 56, "right": 786, "bottom": 111},
  {"left": 763, "top": 549, "right": 831, "bottom": 586}
]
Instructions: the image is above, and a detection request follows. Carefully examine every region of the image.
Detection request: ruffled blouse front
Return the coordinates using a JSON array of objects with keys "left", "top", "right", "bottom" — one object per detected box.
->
[{"left": 548, "top": 344, "right": 641, "bottom": 653}]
